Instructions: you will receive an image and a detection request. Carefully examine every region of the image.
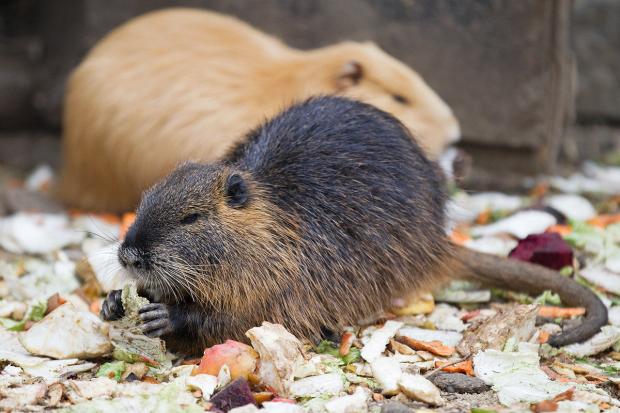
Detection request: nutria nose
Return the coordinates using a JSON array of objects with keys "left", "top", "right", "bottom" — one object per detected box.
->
[{"left": 118, "top": 245, "right": 145, "bottom": 270}]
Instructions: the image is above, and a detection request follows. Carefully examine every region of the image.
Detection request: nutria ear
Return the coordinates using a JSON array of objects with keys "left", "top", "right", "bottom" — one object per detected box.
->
[
  {"left": 336, "top": 61, "right": 363, "bottom": 88},
  {"left": 225, "top": 173, "right": 249, "bottom": 208}
]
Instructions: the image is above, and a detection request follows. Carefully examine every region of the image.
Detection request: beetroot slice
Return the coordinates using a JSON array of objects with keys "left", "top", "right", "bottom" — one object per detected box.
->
[
  {"left": 209, "top": 378, "right": 256, "bottom": 412},
  {"left": 508, "top": 232, "right": 573, "bottom": 270}
]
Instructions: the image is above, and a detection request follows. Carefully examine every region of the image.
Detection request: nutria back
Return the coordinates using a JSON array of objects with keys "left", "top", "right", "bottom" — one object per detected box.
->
[{"left": 103, "top": 96, "right": 606, "bottom": 354}]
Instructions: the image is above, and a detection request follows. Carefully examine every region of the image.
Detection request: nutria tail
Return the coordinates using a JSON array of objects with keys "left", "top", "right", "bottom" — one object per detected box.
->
[{"left": 454, "top": 244, "right": 608, "bottom": 346}]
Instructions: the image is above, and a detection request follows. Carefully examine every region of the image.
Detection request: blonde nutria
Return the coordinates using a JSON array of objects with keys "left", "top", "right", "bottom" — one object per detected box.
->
[
  {"left": 100, "top": 97, "right": 606, "bottom": 355},
  {"left": 58, "top": 7, "right": 460, "bottom": 213}
]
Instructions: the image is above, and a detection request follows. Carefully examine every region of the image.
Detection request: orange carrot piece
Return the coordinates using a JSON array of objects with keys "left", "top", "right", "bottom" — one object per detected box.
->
[
  {"left": 396, "top": 336, "right": 454, "bottom": 357},
  {"left": 339, "top": 332, "right": 355, "bottom": 356},
  {"left": 538, "top": 306, "right": 585, "bottom": 318},
  {"left": 538, "top": 330, "right": 551, "bottom": 344},
  {"left": 476, "top": 208, "right": 491, "bottom": 225},
  {"left": 546, "top": 225, "right": 572, "bottom": 236},
  {"left": 531, "top": 388, "right": 574, "bottom": 413},
  {"left": 587, "top": 213, "right": 620, "bottom": 228},
  {"left": 449, "top": 229, "right": 471, "bottom": 246},
  {"left": 552, "top": 388, "right": 574, "bottom": 402},
  {"left": 434, "top": 359, "right": 474, "bottom": 376},
  {"left": 531, "top": 400, "right": 558, "bottom": 412},
  {"left": 253, "top": 392, "right": 274, "bottom": 404}
]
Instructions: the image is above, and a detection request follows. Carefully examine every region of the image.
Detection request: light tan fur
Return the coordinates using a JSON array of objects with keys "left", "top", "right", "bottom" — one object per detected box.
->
[{"left": 58, "top": 8, "right": 460, "bottom": 212}]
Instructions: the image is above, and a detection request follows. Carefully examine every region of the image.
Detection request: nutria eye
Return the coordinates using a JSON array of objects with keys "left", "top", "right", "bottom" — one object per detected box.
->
[
  {"left": 393, "top": 94, "right": 409, "bottom": 104},
  {"left": 180, "top": 213, "right": 199, "bottom": 225}
]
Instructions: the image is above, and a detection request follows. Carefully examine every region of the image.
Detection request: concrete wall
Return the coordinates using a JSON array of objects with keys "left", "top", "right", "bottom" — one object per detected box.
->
[{"left": 562, "top": 0, "right": 620, "bottom": 166}]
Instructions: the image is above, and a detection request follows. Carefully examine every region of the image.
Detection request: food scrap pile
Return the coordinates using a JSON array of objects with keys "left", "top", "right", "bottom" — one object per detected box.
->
[{"left": 1, "top": 163, "right": 620, "bottom": 413}]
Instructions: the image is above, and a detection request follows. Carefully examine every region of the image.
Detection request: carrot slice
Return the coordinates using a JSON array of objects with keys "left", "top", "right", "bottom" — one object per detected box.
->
[
  {"left": 538, "top": 306, "right": 585, "bottom": 318},
  {"left": 587, "top": 213, "right": 620, "bottom": 228},
  {"left": 476, "top": 208, "right": 492, "bottom": 225},
  {"left": 449, "top": 229, "right": 471, "bottom": 245},
  {"left": 537, "top": 330, "right": 551, "bottom": 344},
  {"left": 546, "top": 225, "right": 572, "bottom": 236},
  {"left": 339, "top": 332, "right": 355, "bottom": 356},
  {"left": 434, "top": 359, "right": 474, "bottom": 376},
  {"left": 396, "top": 336, "right": 454, "bottom": 357},
  {"left": 253, "top": 392, "right": 274, "bottom": 404}
]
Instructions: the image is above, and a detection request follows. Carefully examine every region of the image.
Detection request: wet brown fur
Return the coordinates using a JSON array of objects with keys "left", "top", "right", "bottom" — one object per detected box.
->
[{"left": 113, "top": 97, "right": 606, "bottom": 355}]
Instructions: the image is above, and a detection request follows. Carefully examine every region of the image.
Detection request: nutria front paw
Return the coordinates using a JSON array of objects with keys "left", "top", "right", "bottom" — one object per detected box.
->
[
  {"left": 139, "top": 303, "right": 175, "bottom": 337},
  {"left": 101, "top": 289, "right": 124, "bottom": 321}
]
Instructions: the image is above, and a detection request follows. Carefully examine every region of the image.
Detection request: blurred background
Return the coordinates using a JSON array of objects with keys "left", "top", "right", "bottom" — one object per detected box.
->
[{"left": 0, "top": 0, "right": 618, "bottom": 191}]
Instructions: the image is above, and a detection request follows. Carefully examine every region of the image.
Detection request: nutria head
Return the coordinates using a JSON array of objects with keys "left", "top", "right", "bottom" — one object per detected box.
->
[
  {"left": 308, "top": 42, "right": 460, "bottom": 159},
  {"left": 117, "top": 162, "right": 289, "bottom": 307}
]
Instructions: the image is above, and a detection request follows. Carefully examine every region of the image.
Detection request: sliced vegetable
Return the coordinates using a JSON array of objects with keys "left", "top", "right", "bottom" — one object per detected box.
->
[
  {"left": 96, "top": 361, "right": 126, "bottom": 382},
  {"left": 537, "top": 307, "right": 585, "bottom": 318},
  {"left": 194, "top": 340, "right": 258, "bottom": 380},
  {"left": 434, "top": 359, "right": 474, "bottom": 376},
  {"left": 396, "top": 337, "right": 454, "bottom": 357},
  {"left": 338, "top": 332, "right": 355, "bottom": 357},
  {"left": 508, "top": 233, "right": 573, "bottom": 271},
  {"left": 316, "top": 340, "right": 360, "bottom": 365}
]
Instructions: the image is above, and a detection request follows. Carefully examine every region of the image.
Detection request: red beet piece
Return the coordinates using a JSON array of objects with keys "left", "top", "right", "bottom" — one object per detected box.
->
[
  {"left": 508, "top": 232, "right": 573, "bottom": 270},
  {"left": 209, "top": 378, "right": 256, "bottom": 412}
]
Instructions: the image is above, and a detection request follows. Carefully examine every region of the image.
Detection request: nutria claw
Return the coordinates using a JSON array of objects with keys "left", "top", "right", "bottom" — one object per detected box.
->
[
  {"left": 100, "top": 289, "right": 125, "bottom": 321},
  {"left": 139, "top": 303, "right": 175, "bottom": 337}
]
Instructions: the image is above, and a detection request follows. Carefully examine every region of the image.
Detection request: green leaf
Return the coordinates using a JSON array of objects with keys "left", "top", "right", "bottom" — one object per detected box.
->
[
  {"left": 96, "top": 361, "right": 126, "bottom": 382},
  {"left": 564, "top": 220, "right": 601, "bottom": 249},
  {"left": 7, "top": 300, "right": 47, "bottom": 331},
  {"left": 29, "top": 301, "right": 47, "bottom": 322},
  {"left": 315, "top": 340, "right": 360, "bottom": 365},
  {"left": 471, "top": 409, "right": 498, "bottom": 413},
  {"left": 534, "top": 290, "right": 561, "bottom": 306},
  {"left": 490, "top": 288, "right": 533, "bottom": 304},
  {"left": 7, "top": 321, "right": 26, "bottom": 332},
  {"left": 0, "top": 317, "right": 20, "bottom": 329},
  {"left": 342, "top": 347, "right": 361, "bottom": 365}
]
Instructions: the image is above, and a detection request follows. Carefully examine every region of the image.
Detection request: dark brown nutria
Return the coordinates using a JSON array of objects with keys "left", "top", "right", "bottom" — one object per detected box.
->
[{"left": 101, "top": 97, "right": 607, "bottom": 355}]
